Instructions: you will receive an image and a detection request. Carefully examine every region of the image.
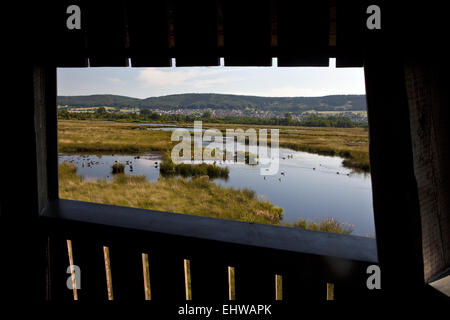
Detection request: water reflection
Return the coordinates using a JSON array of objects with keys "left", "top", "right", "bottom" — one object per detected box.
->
[{"left": 59, "top": 146, "right": 374, "bottom": 236}]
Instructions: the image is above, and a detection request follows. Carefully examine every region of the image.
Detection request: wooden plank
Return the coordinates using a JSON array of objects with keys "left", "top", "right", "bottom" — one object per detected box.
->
[
  {"left": 404, "top": 63, "right": 450, "bottom": 282},
  {"left": 50, "top": 1, "right": 88, "bottom": 67},
  {"left": 70, "top": 239, "right": 109, "bottom": 300},
  {"left": 43, "top": 67, "right": 59, "bottom": 201},
  {"left": 222, "top": 0, "right": 272, "bottom": 66},
  {"left": 276, "top": 1, "right": 329, "bottom": 66},
  {"left": 85, "top": 0, "right": 128, "bottom": 67},
  {"left": 335, "top": 0, "right": 365, "bottom": 67},
  {"left": 364, "top": 58, "right": 425, "bottom": 296},
  {"left": 172, "top": 0, "right": 219, "bottom": 67},
  {"left": 47, "top": 236, "right": 74, "bottom": 300},
  {"left": 43, "top": 200, "right": 378, "bottom": 265},
  {"left": 0, "top": 64, "right": 59, "bottom": 300},
  {"left": 127, "top": 0, "right": 171, "bottom": 67}
]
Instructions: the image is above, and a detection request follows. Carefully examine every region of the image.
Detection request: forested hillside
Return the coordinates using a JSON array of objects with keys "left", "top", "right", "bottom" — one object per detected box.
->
[{"left": 58, "top": 93, "right": 366, "bottom": 112}]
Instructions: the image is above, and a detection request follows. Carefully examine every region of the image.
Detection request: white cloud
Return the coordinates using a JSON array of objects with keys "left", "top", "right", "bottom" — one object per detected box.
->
[
  {"left": 238, "top": 86, "right": 326, "bottom": 97},
  {"left": 106, "top": 77, "right": 125, "bottom": 85},
  {"left": 137, "top": 68, "right": 240, "bottom": 88}
]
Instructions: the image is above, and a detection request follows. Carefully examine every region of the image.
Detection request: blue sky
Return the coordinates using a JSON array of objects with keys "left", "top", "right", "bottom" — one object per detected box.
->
[{"left": 57, "top": 58, "right": 365, "bottom": 98}]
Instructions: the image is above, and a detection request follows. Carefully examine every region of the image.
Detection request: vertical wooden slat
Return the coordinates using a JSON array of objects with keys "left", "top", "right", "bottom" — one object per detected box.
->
[
  {"left": 45, "top": 66, "right": 59, "bottom": 201},
  {"left": 276, "top": 0, "right": 330, "bottom": 66},
  {"left": 66, "top": 240, "right": 79, "bottom": 299},
  {"left": 228, "top": 266, "right": 236, "bottom": 300},
  {"left": 70, "top": 239, "right": 109, "bottom": 300},
  {"left": 172, "top": 0, "right": 219, "bottom": 66},
  {"left": 127, "top": 0, "right": 171, "bottom": 67},
  {"left": 184, "top": 259, "right": 192, "bottom": 300},
  {"left": 85, "top": 0, "right": 128, "bottom": 67},
  {"left": 47, "top": 236, "right": 74, "bottom": 300},
  {"left": 142, "top": 253, "right": 151, "bottom": 300},
  {"left": 222, "top": 0, "right": 272, "bottom": 66},
  {"left": 329, "top": 3, "right": 337, "bottom": 48},
  {"left": 103, "top": 247, "right": 114, "bottom": 300},
  {"left": 275, "top": 274, "right": 282, "bottom": 300},
  {"left": 365, "top": 58, "right": 425, "bottom": 296},
  {"left": 326, "top": 283, "right": 334, "bottom": 300},
  {"left": 335, "top": 0, "right": 365, "bottom": 67},
  {"left": 50, "top": 1, "right": 88, "bottom": 67}
]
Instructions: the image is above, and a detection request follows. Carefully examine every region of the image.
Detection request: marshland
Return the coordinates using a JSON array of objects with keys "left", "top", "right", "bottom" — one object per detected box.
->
[{"left": 58, "top": 120, "right": 374, "bottom": 236}]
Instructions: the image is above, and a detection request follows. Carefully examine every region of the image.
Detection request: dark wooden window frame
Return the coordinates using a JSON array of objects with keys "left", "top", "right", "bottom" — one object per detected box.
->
[
  {"left": 8, "top": 1, "right": 447, "bottom": 302},
  {"left": 30, "top": 62, "right": 382, "bottom": 301}
]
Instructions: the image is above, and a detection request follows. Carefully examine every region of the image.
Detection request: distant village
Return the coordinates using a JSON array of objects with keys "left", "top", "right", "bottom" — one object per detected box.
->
[
  {"left": 59, "top": 105, "right": 368, "bottom": 123},
  {"left": 133, "top": 107, "right": 367, "bottom": 123}
]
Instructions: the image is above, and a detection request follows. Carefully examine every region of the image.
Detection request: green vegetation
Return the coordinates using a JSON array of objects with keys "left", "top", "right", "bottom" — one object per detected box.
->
[
  {"left": 59, "top": 163, "right": 282, "bottom": 225},
  {"left": 195, "top": 113, "right": 366, "bottom": 128},
  {"left": 159, "top": 156, "right": 230, "bottom": 179},
  {"left": 58, "top": 120, "right": 175, "bottom": 153},
  {"left": 60, "top": 163, "right": 353, "bottom": 234},
  {"left": 58, "top": 120, "right": 370, "bottom": 172},
  {"left": 58, "top": 93, "right": 366, "bottom": 112},
  {"left": 206, "top": 123, "right": 370, "bottom": 172},
  {"left": 111, "top": 163, "right": 125, "bottom": 174},
  {"left": 286, "top": 218, "right": 354, "bottom": 235},
  {"left": 58, "top": 108, "right": 366, "bottom": 128}
]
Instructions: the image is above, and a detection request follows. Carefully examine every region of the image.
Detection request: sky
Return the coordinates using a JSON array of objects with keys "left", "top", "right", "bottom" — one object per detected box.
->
[{"left": 57, "top": 58, "right": 366, "bottom": 99}]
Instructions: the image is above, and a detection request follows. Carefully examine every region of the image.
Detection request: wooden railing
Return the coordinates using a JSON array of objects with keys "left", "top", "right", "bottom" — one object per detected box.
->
[{"left": 42, "top": 199, "right": 378, "bottom": 301}]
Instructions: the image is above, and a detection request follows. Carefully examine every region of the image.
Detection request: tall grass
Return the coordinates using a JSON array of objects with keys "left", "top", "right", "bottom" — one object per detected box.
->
[
  {"left": 59, "top": 163, "right": 282, "bottom": 225},
  {"left": 286, "top": 217, "right": 354, "bottom": 235},
  {"left": 204, "top": 123, "right": 370, "bottom": 172},
  {"left": 111, "top": 163, "right": 125, "bottom": 174},
  {"left": 159, "top": 157, "right": 229, "bottom": 179},
  {"left": 59, "top": 120, "right": 370, "bottom": 172},
  {"left": 59, "top": 163, "right": 354, "bottom": 234},
  {"left": 58, "top": 120, "right": 175, "bottom": 153}
]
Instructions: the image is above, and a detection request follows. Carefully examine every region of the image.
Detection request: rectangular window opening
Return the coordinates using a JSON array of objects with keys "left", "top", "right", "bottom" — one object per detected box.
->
[{"left": 56, "top": 62, "right": 375, "bottom": 239}]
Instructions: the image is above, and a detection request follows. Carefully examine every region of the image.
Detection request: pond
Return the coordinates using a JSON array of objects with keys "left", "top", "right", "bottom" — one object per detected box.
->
[{"left": 59, "top": 144, "right": 375, "bottom": 237}]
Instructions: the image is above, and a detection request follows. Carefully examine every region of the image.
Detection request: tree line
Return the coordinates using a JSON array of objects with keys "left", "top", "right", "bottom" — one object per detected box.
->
[{"left": 58, "top": 108, "right": 367, "bottom": 128}]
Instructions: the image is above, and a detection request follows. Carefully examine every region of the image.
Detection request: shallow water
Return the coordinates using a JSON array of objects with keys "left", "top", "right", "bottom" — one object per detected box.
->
[{"left": 59, "top": 144, "right": 374, "bottom": 236}]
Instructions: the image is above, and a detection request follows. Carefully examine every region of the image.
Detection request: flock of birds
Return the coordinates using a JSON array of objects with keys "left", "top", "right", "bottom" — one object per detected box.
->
[
  {"left": 61, "top": 151, "right": 352, "bottom": 182},
  {"left": 262, "top": 154, "right": 351, "bottom": 182},
  {"left": 63, "top": 155, "right": 103, "bottom": 168},
  {"left": 124, "top": 160, "right": 133, "bottom": 172},
  {"left": 61, "top": 155, "right": 161, "bottom": 178}
]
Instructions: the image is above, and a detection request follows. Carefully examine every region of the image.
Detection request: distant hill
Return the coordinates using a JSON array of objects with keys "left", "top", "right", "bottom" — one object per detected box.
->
[{"left": 57, "top": 93, "right": 366, "bottom": 112}]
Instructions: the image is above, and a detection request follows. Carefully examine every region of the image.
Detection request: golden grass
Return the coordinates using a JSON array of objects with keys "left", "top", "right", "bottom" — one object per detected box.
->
[
  {"left": 58, "top": 120, "right": 175, "bottom": 153},
  {"left": 204, "top": 123, "right": 370, "bottom": 171},
  {"left": 285, "top": 217, "right": 354, "bottom": 235},
  {"left": 58, "top": 120, "right": 369, "bottom": 171},
  {"left": 59, "top": 163, "right": 283, "bottom": 225}
]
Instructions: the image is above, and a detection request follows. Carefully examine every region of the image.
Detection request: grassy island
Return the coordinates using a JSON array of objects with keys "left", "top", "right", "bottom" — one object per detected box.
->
[{"left": 59, "top": 163, "right": 282, "bottom": 225}]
